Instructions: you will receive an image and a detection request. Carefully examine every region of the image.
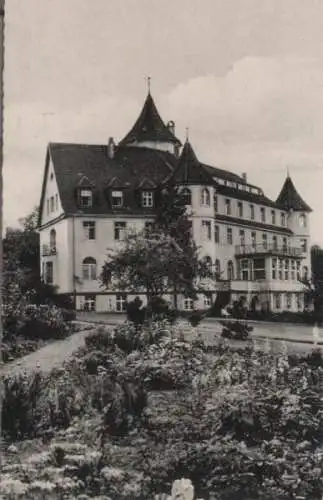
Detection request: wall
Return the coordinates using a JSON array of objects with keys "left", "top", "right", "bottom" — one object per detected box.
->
[{"left": 40, "top": 157, "right": 64, "bottom": 226}]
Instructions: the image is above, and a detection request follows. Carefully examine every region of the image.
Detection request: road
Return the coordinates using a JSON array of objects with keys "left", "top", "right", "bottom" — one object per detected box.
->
[{"left": 1, "top": 315, "right": 321, "bottom": 377}]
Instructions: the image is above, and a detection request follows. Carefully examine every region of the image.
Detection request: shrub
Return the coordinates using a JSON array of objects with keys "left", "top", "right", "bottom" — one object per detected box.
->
[
  {"left": 85, "top": 326, "right": 114, "bottom": 350},
  {"left": 188, "top": 311, "right": 203, "bottom": 327},
  {"left": 126, "top": 297, "right": 146, "bottom": 326}
]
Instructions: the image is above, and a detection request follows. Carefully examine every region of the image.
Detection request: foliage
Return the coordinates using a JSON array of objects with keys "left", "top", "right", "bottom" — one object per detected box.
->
[
  {"left": 220, "top": 320, "right": 253, "bottom": 340},
  {"left": 2, "top": 321, "right": 323, "bottom": 499}
]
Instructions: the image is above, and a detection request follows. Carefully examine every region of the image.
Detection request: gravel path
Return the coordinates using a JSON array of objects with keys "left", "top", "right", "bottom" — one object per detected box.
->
[{"left": 1, "top": 325, "right": 100, "bottom": 377}]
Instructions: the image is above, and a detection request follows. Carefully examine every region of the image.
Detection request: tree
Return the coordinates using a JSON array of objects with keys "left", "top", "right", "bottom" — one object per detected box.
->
[{"left": 101, "top": 182, "right": 210, "bottom": 308}]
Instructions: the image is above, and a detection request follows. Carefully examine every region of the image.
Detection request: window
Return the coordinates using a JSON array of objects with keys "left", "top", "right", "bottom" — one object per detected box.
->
[
  {"left": 301, "top": 239, "right": 307, "bottom": 253},
  {"left": 116, "top": 294, "right": 127, "bottom": 312},
  {"left": 251, "top": 232, "right": 257, "bottom": 249},
  {"left": 79, "top": 189, "right": 93, "bottom": 208},
  {"left": 262, "top": 233, "right": 268, "bottom": 250},
  {"left": 282, "top": 237, "right": 287, "bottom": 251},
  {"left": 202, "top": 220, "right": 211, "bottom": 240},
  {"left": 237, "top": 201, "right": 243, "bottom": 217},
  {"left": 271, "top": 210, "right": 276, "bottom": 225},
  {"left": 82, "top": 257, "right": 97, "bottom": 280},
  {"left": 200, "top": 188, "right": 210, "bottom": 206},
  {"left": 55, "top": 194, "right": 58, "bottom": 211},
  {"left": 214, "top": 259, "right": 221, "bottom": 277},
  {"left": 183, "top": 297, "right": 194, "bottom": 311},
  {"left": 203, "top": 256, "right": 213, "bottom": 274},
  {"left": 214, "top": 195, "right": 218, "bottom": 212},
  {"left": 50, "top": 172, "right": 54, "bottom": 180},
  {"left": 142, "top": 191, "right": 154, "bottom": 208},
  {"left": 83, "top": 295, "right": 96, "bottom": 312},
  {"left": 239, "top": 229, "right": 245, "bottom": 246},
  {"left": 49, "top": 229, "right": 56, "bottom": 251},
  {"left": 111, "top": 190, "right": 124, "bottom": 207},
  {"left": 284, "top": 259, "right": 289, "bottom": 280},
  {"left": 291, "top": 260, "right": 296, "bottom": 280},
  {"left": 204, "top": 295, "right": 212, "bottom": 308},
  {"left": 227, "top": 227, "right": 233, "bottom": 245},
  {"left": 297, "top": 261, "right": 301, "bottom": 280},
  {"left": 272, "top": 235, "right": 277, "bottom": 250},
  {"left": 44, "top": 262, "right": 53, "bottom": 284},
  {"left": 225, "top": 199, "right": 231, "bottom": 215},
  {"left": 274, "top": 293, "right": 281, "bottom": 310},
  {"left": 114, "top": 221, "right": 127, "bottom": 240},
  {"left": 297, "top": 294, "right": 303, "bottom": 311},
  {"left": 181, "top": 188, "right": 192, "bottom": 206},
  {"left": 50, "top": 196, "right": 54, "bottom": 212},
  {"left": 278, "top": 259, "right": 283, "bottom": 280},
  {"left": 144, "top": 221, "right": 154, "bottom": 236},
  {"left": 214, "top": 225, "right": 220, "bottom": 243},
  {"left": 272, "top": 258, "right": 277, "bottom": 279},
  {"left": 253, "top": 258, "right": 266, "bottom": 281},
  {"left": 303, "top": 266, "right": 309, "bottom": 281},
  {"left": 286, "top": 293, "right": 292, "bottom": 310},
  {"left": 299, "top": 213, "right": 306, "bottom": 228},
  {"left": 250, "top": 204, "right": 255, "bottom": 220},
  {"left": 281, "top": 212, "right": 286, "bottom": 226},
  {"left": 83, "top": 221, "right": 96, "bottom": 240},
  {"left": 241, "top": 259, "right": 249, "bottom": 280},
  {"left": 227, "top": 260, "right": 234, "bottom": 280},
  {"left": 260, "top": 207, "right": 266, "bottom": 223},
  {"left": 46, "top": 199, "right": 50, "bottom": 215}
]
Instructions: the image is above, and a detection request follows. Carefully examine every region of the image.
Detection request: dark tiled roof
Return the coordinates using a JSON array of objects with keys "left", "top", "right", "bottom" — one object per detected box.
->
[
  {"left": 172, "top": 140, "right": 212, "bottom": 185},
  {"left": 216, "top": 185, "right": 282, "bottom": 209},
  {"left": 38, "top": 143, "right": 178, "bottom": 225},
  {"left": 276, "top": 176, "right": 312, "bottom": 212},
  {"left": 215, "top": 213, "right": 293, "bottom": 235},
  {"left": 119, "top": 93, "right": 181, "bottom": 146},
  {"left": 202, "top": 164, "right": 244, "bottom": 183}
]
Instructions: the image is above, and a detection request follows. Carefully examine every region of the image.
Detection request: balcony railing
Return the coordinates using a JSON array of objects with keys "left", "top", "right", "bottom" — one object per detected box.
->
[
  {"left": 235, "top": 243, "right": 303, "bottom": 258},
  {"left": 42, "top": 244, "right": 57, "bottom": 256}
]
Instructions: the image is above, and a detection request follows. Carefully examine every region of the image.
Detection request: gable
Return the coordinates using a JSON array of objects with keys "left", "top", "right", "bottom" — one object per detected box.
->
[{"left": 39, "top": 150, "right": 63, "bottom": 227}]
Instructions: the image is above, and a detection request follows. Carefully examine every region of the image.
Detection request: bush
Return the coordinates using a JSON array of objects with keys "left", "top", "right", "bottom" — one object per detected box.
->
[
  {"left": 84, "top": 326, "right": 114, "bottom": 350},
  {"left": 126, "top": 297, "right": 146, "bottom": 326}
]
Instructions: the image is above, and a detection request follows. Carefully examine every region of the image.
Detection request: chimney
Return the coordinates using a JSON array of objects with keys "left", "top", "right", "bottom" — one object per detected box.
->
[
  {"left": 167, "top": 120, "right": 175, "bottom": 135},
  {"left": 242, "top": 172, "right": 247, "bottom": 183},
  {"left": 107, "top": 137, "right": 115, "bottom": 159}
]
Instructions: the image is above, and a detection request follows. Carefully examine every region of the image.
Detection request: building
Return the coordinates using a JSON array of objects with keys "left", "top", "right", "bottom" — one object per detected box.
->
[{"left": 38, "top": 89, "right": 312, "bottom": 313}]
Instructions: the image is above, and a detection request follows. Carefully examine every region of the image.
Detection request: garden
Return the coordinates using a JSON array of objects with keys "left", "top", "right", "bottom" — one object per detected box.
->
[{"left": 2, "top": 316, "right": 323, "bottom": 499}]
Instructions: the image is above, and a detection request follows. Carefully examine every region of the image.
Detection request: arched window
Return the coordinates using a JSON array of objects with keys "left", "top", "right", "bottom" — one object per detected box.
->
[
  {"left": 227, "top": 260, "right": 234, "bottom": 281},
  {"left": 200, "top": 187, "right": 210, "bottom": 207},
  {"left": 299, "top": 213, "right": 306, "bottom": 228},
  {"left": 49, "top": 229, "right": 56, "bottom": 251},
  {"left": 214, "top": 259, "right": 221, "bottom": 278},
  {"left": 82, "top": 257, "right": 97, "bottom": 280},
  {"left": 181, "top": 188, "right": 192, "bottom": 206},
  {"left": 203, "top": 256, "right": 213, "bottom": 274}
]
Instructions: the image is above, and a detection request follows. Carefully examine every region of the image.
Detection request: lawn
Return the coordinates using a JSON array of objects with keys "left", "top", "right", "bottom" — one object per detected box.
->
[{"left": 2, "top": 320, "right": 323, "bottom": 499}]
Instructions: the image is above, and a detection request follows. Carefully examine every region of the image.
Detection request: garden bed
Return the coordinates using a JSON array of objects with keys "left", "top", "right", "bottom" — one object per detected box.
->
[{"left": 2, "top": 321, "right": 323, "bottom": 499}]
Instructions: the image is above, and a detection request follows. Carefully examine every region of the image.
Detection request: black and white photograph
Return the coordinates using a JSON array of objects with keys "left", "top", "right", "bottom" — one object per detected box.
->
[{"left": 1, "top": 1, "right": 323, "bottom": 498}]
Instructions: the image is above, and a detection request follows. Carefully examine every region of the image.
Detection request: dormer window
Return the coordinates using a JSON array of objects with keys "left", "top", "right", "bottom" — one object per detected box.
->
[
  {"left": 181, "top": 188, "right": 192, "bottom": 206},
  {"left": 142, "top": 191, "right": 154, "bottom": 208},
  {"left": 79, "top": 189, "right": 93, "bottom": 208},
  {"left": 111, "top": 190, "right": 123, "bottom": 207}
]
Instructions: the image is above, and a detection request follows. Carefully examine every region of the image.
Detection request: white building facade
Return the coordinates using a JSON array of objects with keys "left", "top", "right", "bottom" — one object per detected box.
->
[{"left": 38, "top": 91, "right": 312, "bottom": 313}]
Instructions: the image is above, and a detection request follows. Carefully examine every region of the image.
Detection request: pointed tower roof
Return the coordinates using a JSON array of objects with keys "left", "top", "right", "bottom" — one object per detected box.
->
[
  {"left": 276, "top": 175, "right": 312, "bottom": 212},
  {"left": 119, "top": 92, "right": 181, "bottom": 147},
  {"left": 172, "top": 139, "right": 211, "bottom": 184}
]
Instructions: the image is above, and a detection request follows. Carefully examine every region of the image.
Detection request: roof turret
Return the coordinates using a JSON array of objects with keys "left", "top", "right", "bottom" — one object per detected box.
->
[
  {"left": 119, "top": 92, "right": 181, "bottom": 147},
  {"left": 276, "top": 175, "right": 312, "bottom": 212}
]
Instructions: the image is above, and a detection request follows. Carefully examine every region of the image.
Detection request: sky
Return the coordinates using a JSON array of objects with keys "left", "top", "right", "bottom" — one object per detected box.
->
[{"left": 3, "top": 0, "right": 323, "bottom": 244}]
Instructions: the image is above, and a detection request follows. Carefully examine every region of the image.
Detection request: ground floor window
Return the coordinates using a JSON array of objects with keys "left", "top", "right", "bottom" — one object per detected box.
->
[
  {"left": 274, "top": 293, "right": 281, "bottom": 310},
  {"left": 297, "top": 294, "right": 303, "bottom": 311},
  {"left": 253, "top": 257, "right": 266, "bottom": 281},
  {"left": 272, "top": 258, "right": 277, "bottom": 279},
  {"left": 116, "top": 294, "right": 127, "bottom": 312},
  {"left": 83, "top": 295, "right": 96, "bottom": 312},
  {"left": 183, "top": 297, "right": 194, "bottom": 310},
  {"left": 285, "top": 292, "right": 292, "bottom": 310},
  {"left": 204, "top": 295, "right": 212, "bottom": 308},
  {"left": 44, "top": 261, "right": 53, "bottom": 284}
]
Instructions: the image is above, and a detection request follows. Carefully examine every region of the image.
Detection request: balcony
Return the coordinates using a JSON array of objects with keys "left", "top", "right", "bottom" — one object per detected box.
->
[
  {"left": 42, "top": 244, "right": 57, "bottom": 256},
  {"left": 235, "top": 243, "right": 304, "bottom": 258}
]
